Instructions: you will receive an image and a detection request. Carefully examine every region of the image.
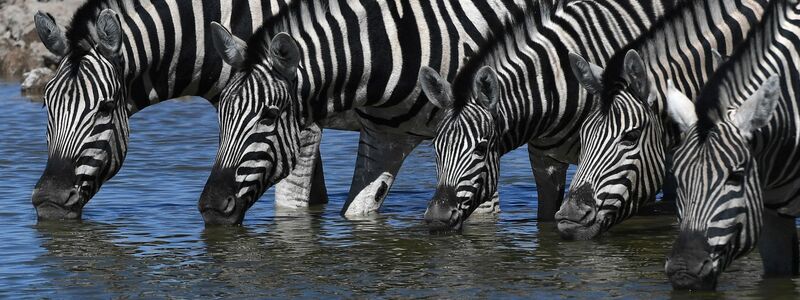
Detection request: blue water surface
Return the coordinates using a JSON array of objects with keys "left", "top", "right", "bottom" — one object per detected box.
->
[{"left": 0, "top": 82, "right": 797, "bottom": 298}]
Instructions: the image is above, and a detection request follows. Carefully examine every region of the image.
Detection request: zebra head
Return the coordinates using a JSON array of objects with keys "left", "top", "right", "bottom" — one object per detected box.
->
[
  {"left": 664, "top": 76, "right": 780, "bottom": 291},
  {"left": 556, "top": 50, "right": 664, "bottom": 240},
  {"left": 199, "top": 24, "right": 302, "bottom": 225},
  {"left": 418, "top": 66, "right": 501, "bottom": 232},
  {"left": 31, "top": 10, "right": 129, "bottom": 220}
]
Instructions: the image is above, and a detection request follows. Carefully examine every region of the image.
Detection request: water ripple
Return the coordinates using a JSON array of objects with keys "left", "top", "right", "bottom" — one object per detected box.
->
[{"left": 0, "top": 82, "right": 796, "bottom": 298}]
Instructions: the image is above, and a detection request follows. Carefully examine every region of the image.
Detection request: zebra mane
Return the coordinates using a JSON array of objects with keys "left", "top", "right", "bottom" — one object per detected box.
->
[
  {"left": 597, "top": 0, "right": 703, "bottom": 114},
  {"left": 64, "top": 0, "right": 131, "bottom": 61},
  {"left": 241, "top": 0, "right": 328, "bottom": 72},
  {"left": 693, "top": 0, "right": 781, "bottom": 141},
  {"left": 449, "top": 1, "right": 550, "bottom": 112}
]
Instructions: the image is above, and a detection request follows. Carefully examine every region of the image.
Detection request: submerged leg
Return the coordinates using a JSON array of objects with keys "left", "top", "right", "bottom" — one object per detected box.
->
[
  {"left": 758, "top": 209, "right": 799, "bottom": 276},
  {"left": 529, "top": 146, "right": 568, "bottom": 221},
  {"left": 341, "top": 126, "right": 422, "bottom": 217},
  {"left": 275, "top": 124, "right": 329, "bottom": 208}
]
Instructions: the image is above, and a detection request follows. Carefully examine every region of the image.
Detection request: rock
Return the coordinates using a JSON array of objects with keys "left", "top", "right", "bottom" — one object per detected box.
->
[
  {"left": 0, "top": 38, "right": 46, "bottom": 79},
  {"left": 0, "top": 0, "right": 82, "bottom": 92},
  {"left": 21, "top": 67, "right": 53, "bottom": 98}
]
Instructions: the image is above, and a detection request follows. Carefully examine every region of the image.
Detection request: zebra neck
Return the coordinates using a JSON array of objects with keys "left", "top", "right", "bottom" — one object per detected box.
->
[
  {"left": 698, "top": 0, "right": 800, "bottom": 180},
  {"left": 474, "top": 0, "right": 677, "bottom": 156},
  {"left": 106, "top": 0, "right": 288, "bottom": 113},
  {"left": 631, "top": 0, "right": 769, "bottom": 124}
]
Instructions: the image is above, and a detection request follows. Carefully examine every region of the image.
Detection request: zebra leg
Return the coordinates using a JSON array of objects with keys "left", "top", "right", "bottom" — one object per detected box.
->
[
  {"left": 758, "top": 209, "right": 799, "bottom": 276},
  {"left": 529, "top": 148, "right": 568, "bottom": 221},
  {"left": 341, "top": 127, "right": 422, "bottom": 217},
  {"left": 661, "top": 152, "right": 678, "bottom": 203},
  {"left": 274, "top": 124, "right": 329, "bottom": 208}
]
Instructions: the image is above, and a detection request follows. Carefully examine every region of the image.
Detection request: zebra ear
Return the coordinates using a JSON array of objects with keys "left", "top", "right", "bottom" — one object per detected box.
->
[
  {"left": 666, "top": 80, "right": 697, "bottom": 134},
  {"left": 269, "top": 33, "right": 300, "bottom": 80},
  {"left": 210, "top": 22, "right": 247, "bottom": 69},
  {"left": 474, "top": 66, "right": 500, "bottom": 115},
  {"left": 733, "top": 75, "right": 781, "bottom": 140},
  {"left": 96, "top": 9, "right": 123, "bottom": 58},
  {"left": 34, "top": 11, "right": 68, "bottom": 56},
  {"left": 623, "top": 50, "right": 650, "bottom": 100},
  {"left": 568, "top": 52, "right": 603, "bottom": 95},
  {"left": 418, "top": 66, "right": 453, "bottom": 109}
]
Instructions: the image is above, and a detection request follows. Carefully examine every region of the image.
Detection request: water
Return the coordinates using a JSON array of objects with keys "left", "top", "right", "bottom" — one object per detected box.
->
[{"left": 1, "top": 82, "right": 798, "bottom": 298}]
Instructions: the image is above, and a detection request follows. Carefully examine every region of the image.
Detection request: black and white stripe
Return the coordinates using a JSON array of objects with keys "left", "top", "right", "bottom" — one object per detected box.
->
[
  {"left": 664, "top": 0, "right": 800, "bottom": 290},
  {"left": 417, "top": 0, "right": 681, "bottom": 230},
  {"left": 199, "top": 0, "right": 529, "bottom": 224},
  {"left": 31, "top": 0, "right": 289, "bottom": 220},
  {"left": 561, "top": 0, "right": 770, "bottom": 240}
]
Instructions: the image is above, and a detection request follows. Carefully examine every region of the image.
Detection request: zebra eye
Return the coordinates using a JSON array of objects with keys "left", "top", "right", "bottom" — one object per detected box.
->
[
  {"left": 98, "top": 99, "right": 116, "bottom": 113},
  {"left": 620, "top": 128, "right": 642, "bottom": 146},
  {"left": 726, "top": 169, "right": 745, "bottom": 186},
  {"left": 474, "top": 141, "right": 488, "bottom": 157},
  {"left": 259, "top": 107, "right": 280, "bottom": 127}
]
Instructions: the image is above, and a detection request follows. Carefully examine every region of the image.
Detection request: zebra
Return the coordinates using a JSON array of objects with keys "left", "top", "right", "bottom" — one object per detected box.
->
[
  {"left": 197, "top": 0, "right": 550, "bottom": 225},
  {"left": 30, "top": 0, "right": 296, "bottom": 220},
  {"left": 559, "top": 0, "right": 770, "bottom": 240},
  {"left": 415, "top": 0, "right": 683, "bottom": 231},
  {"left": 662, "top": 0, "right": 800, "bottom": 290}
]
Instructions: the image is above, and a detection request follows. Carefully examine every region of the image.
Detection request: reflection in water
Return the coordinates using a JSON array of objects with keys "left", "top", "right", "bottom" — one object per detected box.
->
[
  {"left": 2, "top": 83, "right": 799, "bottom": 297},
  {"left": 33, "top": 221, "right": 147, "bottom": 297}
]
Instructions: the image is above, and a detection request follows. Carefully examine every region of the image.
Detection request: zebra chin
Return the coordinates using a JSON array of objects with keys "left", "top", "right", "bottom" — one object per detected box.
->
[{"left": 32, "top": 158, "right": 86, "bottom": 220}]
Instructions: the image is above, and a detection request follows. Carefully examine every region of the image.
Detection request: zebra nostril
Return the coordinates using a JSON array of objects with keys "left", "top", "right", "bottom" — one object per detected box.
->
[
  {"left": 64, "top": 188, "right": 81, "bottom": 207},
  {"left": 222, "top": 196, "right": 236, "bottom": 215},
  {"left": 579, "top": 205, "right": 595, "bottom": 222},
  {"left": 698, "top": 258, "right": 714, "bottom": 276}
]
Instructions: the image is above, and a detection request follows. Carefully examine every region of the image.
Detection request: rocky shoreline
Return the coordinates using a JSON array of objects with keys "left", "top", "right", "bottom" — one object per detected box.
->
[{"left": 0, "top": 0, "right": 83, "bottom": 96}]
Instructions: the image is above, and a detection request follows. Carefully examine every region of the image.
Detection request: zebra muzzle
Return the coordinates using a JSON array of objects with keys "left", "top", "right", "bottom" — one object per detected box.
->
[
  {"left": 32, "top": 185, "right": 84, "bottom": 220},
  {"left": 424, "top": 188, "right": 465, "bottom": 232},
  {"left": 555, "top": 184, "right": 604, "bottom": 240},
  {"left": 665, "top": 256, "right": 716, "bottom": 290},
  {"left": 665, "top": 232, "right": 718, "bottom": 290}
]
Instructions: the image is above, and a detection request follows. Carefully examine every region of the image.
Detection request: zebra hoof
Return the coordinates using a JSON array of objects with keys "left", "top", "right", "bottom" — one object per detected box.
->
[{"left": 342, "top": 172, "right": 393, "bottom": 217}]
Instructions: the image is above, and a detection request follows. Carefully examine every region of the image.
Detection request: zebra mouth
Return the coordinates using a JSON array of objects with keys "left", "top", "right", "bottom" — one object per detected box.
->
[
  {"left": 424, "top": 209, "right": 464, "bottom": 233},
  {"left": 555, "top": 205, "right": 598, "bottom": 232},
  {"left": 35, "top": 201, "right": 82, "bottom": 220},
  {"left": 33, "top": 187, "right": 85, "bottom": 220},
  {"left": 555, "top": 211, "right": 603, "bottom": 240},
  {"left": 426, "top": 216, "right": 463, "bottom": 233},
  {"left": 200, "top": 196, "right": 247, "bottom": 226},
  {"left": 557, "top": 207, "right": 596, "bottom": 227}
]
